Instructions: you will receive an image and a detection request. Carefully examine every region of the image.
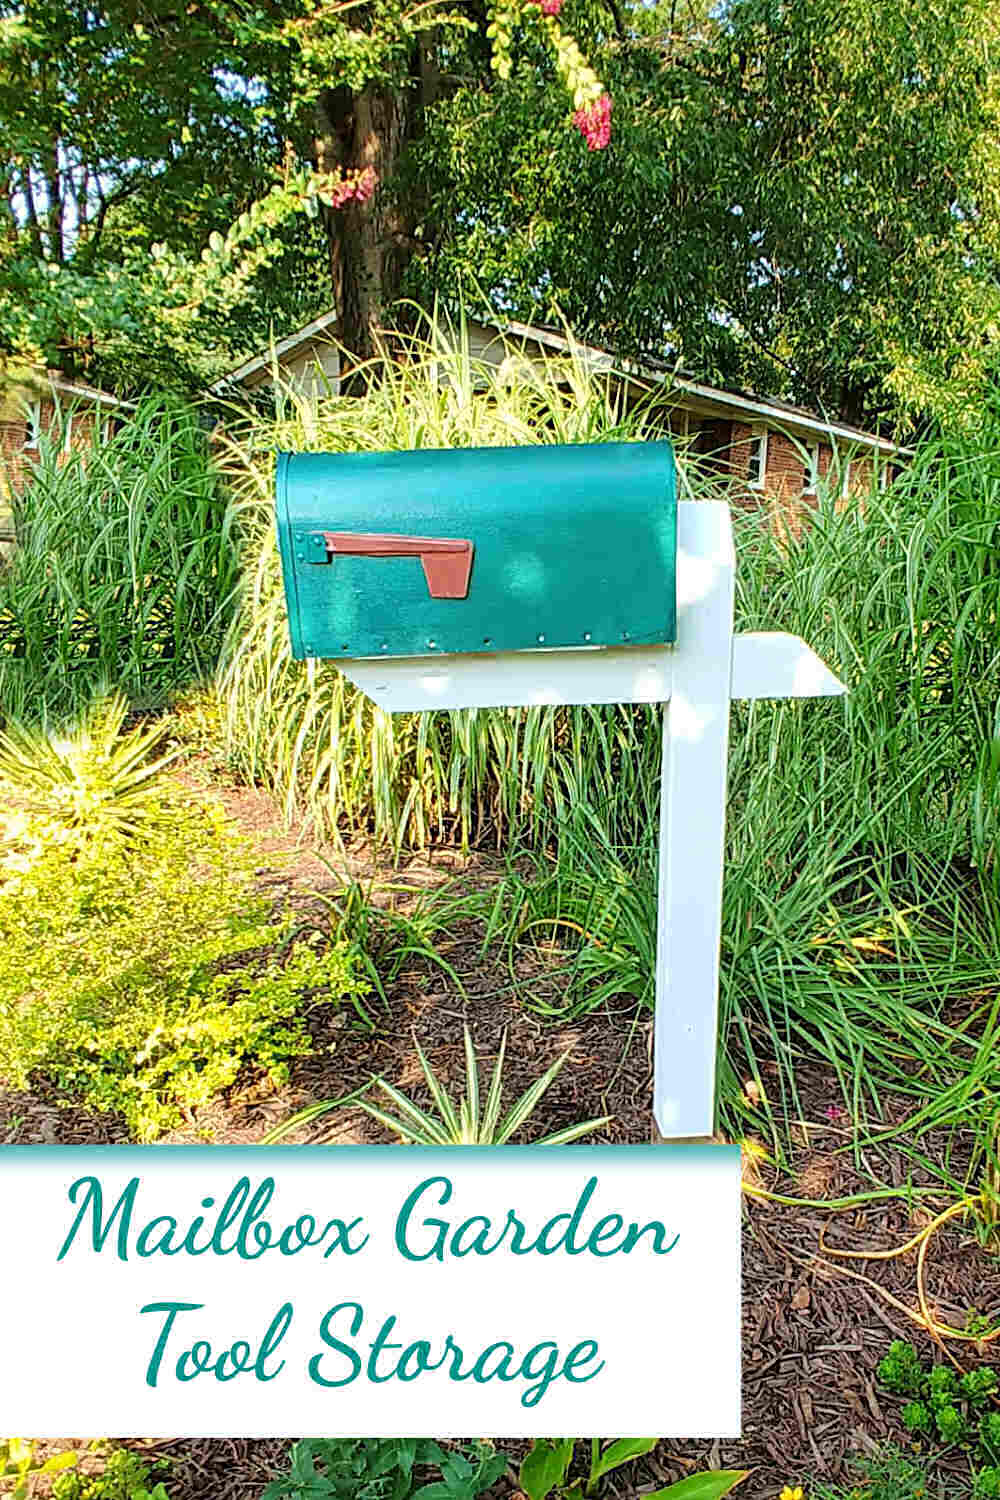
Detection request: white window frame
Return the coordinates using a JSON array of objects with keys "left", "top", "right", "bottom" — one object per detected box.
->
[
  {"left": 747, "top": 426, "right": 768, "bottom": 490},
  {"left": 24, "top": 401, "right": 42, "bottom": 450},
  {"left": 803, "top": 441, "right": 820, "bottom": 496}
]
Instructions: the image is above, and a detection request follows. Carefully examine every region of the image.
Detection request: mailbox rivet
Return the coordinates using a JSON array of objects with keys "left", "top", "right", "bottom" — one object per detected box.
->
[
  {"left": 584, "top": 632, "right": 591, "bottom": 641},
  {"left": 537, "top": 634, "right": 545, "bottom": 643},
  {"left": 428, "top": 639, "right": 437, "bottom": 649},
  {"left": 381, "top": 643, "right": 388, "bottom": 651},
  {"left": 622, "top": 631, "right": 631, "bottom": 641},
  {"left": 483, "top": 638, "right": 492, "bottom": 646}
]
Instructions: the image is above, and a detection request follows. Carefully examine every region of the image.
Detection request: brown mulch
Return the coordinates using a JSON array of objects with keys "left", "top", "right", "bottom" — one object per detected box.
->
[{"left": 3, "top": 780, "right": 998, "bottom": 1499}]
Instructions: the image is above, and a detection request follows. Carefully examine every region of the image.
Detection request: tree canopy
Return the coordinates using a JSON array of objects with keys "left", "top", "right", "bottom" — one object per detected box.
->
[{"left": 1, "top": 0, "right": 998, "bottom": 428}]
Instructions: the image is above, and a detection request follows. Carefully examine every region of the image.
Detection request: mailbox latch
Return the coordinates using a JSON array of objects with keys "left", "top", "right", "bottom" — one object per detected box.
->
[{"left": 306, "top": 531, "right": 474, "bottom": 599}]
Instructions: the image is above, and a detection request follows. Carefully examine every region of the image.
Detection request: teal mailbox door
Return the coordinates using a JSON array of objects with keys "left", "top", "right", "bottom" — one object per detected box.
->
[{"left": 276, "top": 441, "right": 676, "bottom": 661}]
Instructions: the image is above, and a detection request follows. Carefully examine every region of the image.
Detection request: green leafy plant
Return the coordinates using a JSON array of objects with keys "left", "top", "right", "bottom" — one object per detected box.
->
[
  {"left": 878, "top": 1341, "right": 925, "bottom": 1397},
  {"left": 51, "top": 1447, "right": 171, "bottom": 1500},
  {"left": 0, "top": 694, "right": 179, "bottom": 848},
  {"left": 0, "top": 794, "right": 370, "bottom": 1139},
  {"left": 1, "top": 1438, "right": 78, "bottom": 1500},
  {"left": 518, "top": 1440, "right": 746, "bottom": 1500},
  {"left": 811, "top": 1443, "right": 963, "bottom": 1498},
  {"left": 260, "top": 1438, "right": 505, "bottom": 1500},
  {"left": 878, "top": 1341, "right": 1000, "bottom": 1489},
  {"left": 268, "top": 1023, "right": 611, "bottom": 1145}
]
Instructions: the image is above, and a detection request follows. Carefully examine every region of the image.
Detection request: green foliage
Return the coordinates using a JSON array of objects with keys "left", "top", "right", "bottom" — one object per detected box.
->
[
  {"left": 964, "top": 1369, "right": 1000, "bottom": 1409},
  {"left": 647, "top": 1481, "right": 749, "bottom": 1500},
  {"left": 0, "top": 0, "right": 339, "bottom": 391},
  {"left": 0, "top": 397, "right": 238, "bottom": 723},
  {"left": 878, "top": 1341, "right": 1000, "bottom": 1492},
  {"left": 1, "top": 172, "right": 334, "bottom": 395},
  {"left": 813, "top": 1444, "right": 960, "bottom": 1499},
  {"left": 901, "top": 1402, "right": 932, "bottom": 1436},
  {"left": 0, "top": 693, "right": 179, "bottom": 847},
  {"left": 260, "top": 1438, "right": 505, "bottom": 1500},
  {"left": 267, "top": 1022, "right": 611, "bottom": 1145},
  {"left": 935, "top": 1405, "right": 969, "bottom": 1445},
  {"left": 0, "top": 777, "right": 370, "bottom": 1139},
  {"left": 927, "top": 1366, "right": 960, "bottom": 1410},
  {"left": 1, "top": 1438, "right": 79, "bottom": 1500},
  {"left": 412, "top": 0, "right": 1000, "bottom": 429},
  {"left": 518, "top": 1440, "right": 745, "bottom": 1500},
  {"left": 879, "top": 1342, "right": 925, "bottom": 1396},
  {"left": 51, "top": 1448, "right": 171, "bottom": 1500},
  {"left": 981, "top": 1412, "right": 1000, "bottom": 1454}
]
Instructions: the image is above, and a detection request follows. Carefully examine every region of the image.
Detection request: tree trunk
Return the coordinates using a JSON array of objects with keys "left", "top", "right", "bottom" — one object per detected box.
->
[{"left": 316, "top": 37, "right": 435, "bottom": 365}]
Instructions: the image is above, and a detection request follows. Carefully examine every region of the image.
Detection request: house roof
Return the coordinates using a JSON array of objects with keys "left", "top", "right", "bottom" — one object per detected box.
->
[
  {"left": 217, "top": 307, "right": 911, "bottom": 458},
  {"left": 47, "top": 374, "right": 130, "bottom": 410},
  {"left": 214, "top": 308, "right": 341, "bottom": 392},
  {"left": 0, "top": 367, "right": 129, "bottom": 420},
  {"left": 492, "top": 319, "right": 912, "bottom": 458}
]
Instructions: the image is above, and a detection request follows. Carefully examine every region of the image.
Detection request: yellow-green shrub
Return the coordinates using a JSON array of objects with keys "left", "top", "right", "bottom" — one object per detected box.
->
[{"left": 0, "top": 795, "right": 369, "bottom": 1139}]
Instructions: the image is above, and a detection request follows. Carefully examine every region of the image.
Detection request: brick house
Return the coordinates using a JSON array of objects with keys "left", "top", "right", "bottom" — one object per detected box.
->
[
  {"left": 216, "top": 311, "right": 911, "bottom": 518},
  {"left": 0, "top": 371, "right": 127, "bottom": 552}
]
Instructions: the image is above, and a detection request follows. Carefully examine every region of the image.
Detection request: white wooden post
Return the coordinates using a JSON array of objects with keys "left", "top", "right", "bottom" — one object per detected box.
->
[{"left": 654, "top": 503, "right": 734, "bottom": 1139}]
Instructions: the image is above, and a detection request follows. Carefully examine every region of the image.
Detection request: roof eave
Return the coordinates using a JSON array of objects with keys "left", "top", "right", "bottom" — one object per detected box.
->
[
  {"left": 212, "top": 308, "right": 342, "bottom": 392},
  {"left": 482, "top": 317, "right": 913, "bottom": 458}
]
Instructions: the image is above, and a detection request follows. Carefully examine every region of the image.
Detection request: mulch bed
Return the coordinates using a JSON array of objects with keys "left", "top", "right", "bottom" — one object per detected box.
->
[{"left": 3, "top": 779, "right": 998, "bottom": 1499}]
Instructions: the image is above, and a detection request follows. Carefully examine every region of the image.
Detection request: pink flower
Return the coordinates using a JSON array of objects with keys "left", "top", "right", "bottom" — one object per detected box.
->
[
  {"left": 352, "top": 167, "right": 377, "bottom": 203},
  {"left": 540, "top": 0, "right": 563, "bottom": 14},
  {"left": 574, "top": 94, "right": 612, "bottom": 150},
  {"left": 823, "top": 1103, "right": 845, "bottom": 1122},
  {"left": 327, "top": 166, "right": 378, "bottom": 209}
]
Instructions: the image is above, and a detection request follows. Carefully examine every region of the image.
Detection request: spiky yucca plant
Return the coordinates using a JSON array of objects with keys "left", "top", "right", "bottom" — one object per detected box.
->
[
  {"left": 266, "top": 1025, "right": 612, "bottom": 1146},
  {"left": 0, "top": 692, "right": 179, "bottom": 846}
]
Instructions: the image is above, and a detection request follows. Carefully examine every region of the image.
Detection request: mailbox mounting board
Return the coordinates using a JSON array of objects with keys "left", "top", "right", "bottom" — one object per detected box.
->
[{"left": 276, "top": 442, "right": 677, "bottom": 661}]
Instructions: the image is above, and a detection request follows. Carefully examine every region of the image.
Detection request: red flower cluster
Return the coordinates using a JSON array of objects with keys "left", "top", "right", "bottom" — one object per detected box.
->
[
  {"left": 573, "top": 93, "right": 612, "bottom": 149},
  {"left": 540, "top": 0, "right": 563, "bottom": 14},
  {"left": 328, "top": 166, "right": 378, "bottom": 208}
]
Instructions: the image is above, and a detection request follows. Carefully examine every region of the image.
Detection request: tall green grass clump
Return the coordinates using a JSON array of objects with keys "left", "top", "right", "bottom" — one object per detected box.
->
[
  {"left": 218, "top": 312, "right": 682, "bottom": 849},
  {"left": 0, "top": 396, "right": 238, "bottom": 723},
  {"left": 471, "top": 421, "right": 1000, "bottom": 1156},
  {"left": 718, "top": 426, "right": 1000, "bottom": 1140}
]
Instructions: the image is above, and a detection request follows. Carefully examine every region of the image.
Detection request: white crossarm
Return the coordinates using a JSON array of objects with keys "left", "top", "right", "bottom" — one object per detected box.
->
[
  {"left": 340, "top": 642, "right": 674, "bottom": 712},
  {"left": 731, "top": 631, "right": 847, "bottom": 699},
  {"left": 339, "top": 633, "right": 845, "bottom": 712}
]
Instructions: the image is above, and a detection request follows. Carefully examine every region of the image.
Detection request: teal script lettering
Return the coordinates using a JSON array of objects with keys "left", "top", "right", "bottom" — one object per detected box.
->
[
  {"left": 394, "top": 1175, "right": 678, "bottom": 1262},
  {"left": 57, "top": 1176, "right": 368, "bottom": 1262},
  {"left": 139, "top": 1301, "right": 293, "bottom": 1387},
  {"left": 309, "top": 1301, "right": 604, "bottom": 1408}
]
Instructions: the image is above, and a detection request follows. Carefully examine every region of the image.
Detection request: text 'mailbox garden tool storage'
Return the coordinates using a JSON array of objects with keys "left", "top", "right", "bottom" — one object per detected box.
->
[{"left": 275, "top": 438, "right": 847, "bottom": 1140}]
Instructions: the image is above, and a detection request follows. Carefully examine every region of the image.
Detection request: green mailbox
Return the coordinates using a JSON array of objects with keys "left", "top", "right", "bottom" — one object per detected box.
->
[{"left": 275, "top": 441, "right": 677, "bottom": 660}]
